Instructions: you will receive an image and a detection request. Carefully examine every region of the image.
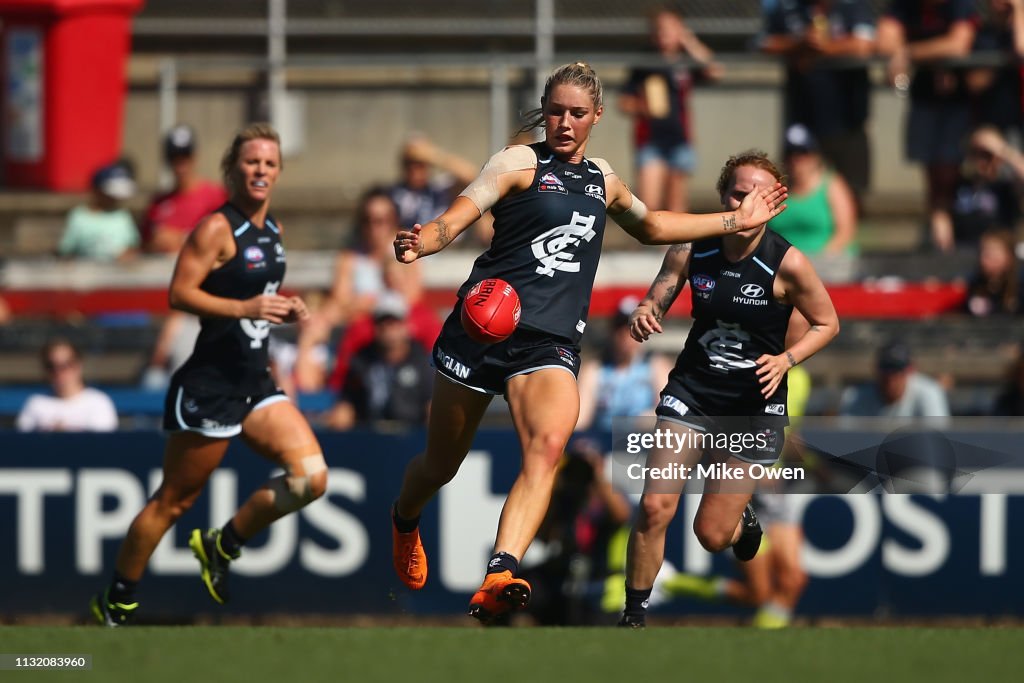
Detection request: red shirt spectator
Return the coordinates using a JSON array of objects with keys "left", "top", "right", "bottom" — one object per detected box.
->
[
  {"left": 144, "top": 180, "right": 227, "bottom": 246},
  {"left": 328, "top": 296, "right": 442, "bottom": 393},
  {"left": 143, "top": 125, "right": 229, "bottom": 252}
]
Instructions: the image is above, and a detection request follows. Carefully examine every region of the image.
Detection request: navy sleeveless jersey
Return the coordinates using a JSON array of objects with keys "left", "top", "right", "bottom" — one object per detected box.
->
[
  {"left": 457, "top": 142, "right": 608, "bottom": 343},
  {"left": 667, "top": 230, "right": 794, "bottom": 408},
  {"left": 177, "top": 203, "right": 287, "bottom": 395}
]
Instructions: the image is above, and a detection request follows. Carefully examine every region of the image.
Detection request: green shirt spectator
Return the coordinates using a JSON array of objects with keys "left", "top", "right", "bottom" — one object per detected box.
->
[
  {"left": 768, "top": 124, "right": 858, "bottom": 256},
  {"left": 59, "top": 162, "right": 140, "bottom": 261},
  {"left": 59, "top": 205, "right": 139, "bottom": 261}
]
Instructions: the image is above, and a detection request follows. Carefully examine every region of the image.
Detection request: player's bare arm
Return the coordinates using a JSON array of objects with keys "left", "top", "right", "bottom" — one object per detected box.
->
[
  {"left": 631, "top": 242, "right": 692, "bottom": 342},
  {"left": 755, "top": 248, "right": 839, "bottom": 398},
  {"left": 395, "top": 145, "right": 536, "bottom": 263},
  {"left": 604, "top": 169, "right": 787, "bottom": 245}
]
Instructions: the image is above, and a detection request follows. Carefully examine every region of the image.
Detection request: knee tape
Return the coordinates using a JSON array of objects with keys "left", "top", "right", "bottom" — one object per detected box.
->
[{"left": 268, "top": 453, "right": 327, "bottom": 513}]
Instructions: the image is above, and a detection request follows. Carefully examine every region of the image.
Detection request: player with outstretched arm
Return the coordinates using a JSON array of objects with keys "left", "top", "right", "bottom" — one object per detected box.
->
[{"left": 389, "top": 62, "right": 788, "bottom": 624}]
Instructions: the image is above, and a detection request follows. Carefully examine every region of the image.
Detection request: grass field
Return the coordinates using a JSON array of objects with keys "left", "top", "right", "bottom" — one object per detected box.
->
[{"left": 3, "top": 626, "right": 1022, "bottom": 682}]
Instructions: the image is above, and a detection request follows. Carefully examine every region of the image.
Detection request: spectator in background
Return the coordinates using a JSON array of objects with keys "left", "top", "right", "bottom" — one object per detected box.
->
[
  {"left": 138, "top": 311, "right": 201, "bottom": 390},
  {"left": 143, "top": 124, "right": 228, "bottom": 254},
  {"left": 768, "top": 123, "right": 858, "bottom": 255},
  {"left": 17, "top": 338, "right": 118, "bottom": 432},
  {"left": 294, "top": 188, "right": 424, "bottom": 391},
  {"left": 964, "top": 228, "right": 1024, "bottom": 316},
  {"left": 760, "top": 0, "right": 876, "bottom": 208},
  {"left": 325, "top": 264, "right": 442, "bottom": 397},
  {"left": 325, "top": 188, "right": 422, "bottom": 325},
  {"left": 840, "top": 341, "right": 951, "bottom": 417},
  {"left": 948, "top": 126, "right": 1024, "bottom": 248},
  {"left": 324, "top": 292, "right": 433, "bottom": 430},
  {"left": 967, "top": 0, "right": 1024, "bottom": 139},
  {"left": 619, "top": 8, "right": 722, "bottom": 212},
  {"left": 388, "top": 133, "right": 480, "bottom": 229},
  {"left": 58, "top": 161, "right": 139, "bottom": 262},
  {"left": 878, "top": 0, "right": 979, "bottom": 253},
  {"left": 576, "top": 296, "right": 671, "bottom": 432},
  {"left": 267, "top": 291, "right": 330, "bottom": 401},
  {"left": 992, "top": 342, "right": 1024, "bottom": 415}
]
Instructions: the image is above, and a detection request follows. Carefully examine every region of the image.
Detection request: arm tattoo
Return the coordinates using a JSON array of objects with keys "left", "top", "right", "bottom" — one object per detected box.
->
[
  {"left": 655, "top": 285, "right": 677, "bottom": 321},
  {"left": 722, "top": 214, "right": 737, "bottom": 232},
  {"left": 435, "top": 218, "right": 452, "bottom": 250},
  {"left": 648, "top": 270, "right": 673, "bottom": 302},
  {"left": 786, "top": 351, "right": 798, "bottom": 367},
  {"left": 809, "top": 324, "right": 821, "bottom": 333},
  {"left": 646, "top": 244, "right": 689, "bottom": 320}
]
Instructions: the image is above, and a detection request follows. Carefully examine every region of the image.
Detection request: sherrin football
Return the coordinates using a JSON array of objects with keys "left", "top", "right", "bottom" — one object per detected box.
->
[{"left": 460, "top": 278, "right": 521, "bottom": 344}]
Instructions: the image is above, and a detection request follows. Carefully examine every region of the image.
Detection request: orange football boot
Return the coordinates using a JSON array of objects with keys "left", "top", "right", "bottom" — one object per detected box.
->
[
  {"left": 392, "top": 519, "right": 427, "bottom": 590},
  {"left": 467, "top": 570, "right": 531, "bottom": 624}
]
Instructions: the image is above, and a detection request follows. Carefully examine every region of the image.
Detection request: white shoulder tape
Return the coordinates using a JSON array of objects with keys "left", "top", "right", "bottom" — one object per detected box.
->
[{"left": 458, "top": 145, "right": 537, "bottom": 214}]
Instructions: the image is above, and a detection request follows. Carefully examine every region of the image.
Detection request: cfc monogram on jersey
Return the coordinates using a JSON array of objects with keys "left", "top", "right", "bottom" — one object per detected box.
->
[
  {"left": 239, "top": 280, "right": 281, "bottom": 349},
  {"left": 458, "top": 142, "right": 607, "bottom": 343},
  {"left": 531, "top": 212, "right": 597, "bottom": 277}
]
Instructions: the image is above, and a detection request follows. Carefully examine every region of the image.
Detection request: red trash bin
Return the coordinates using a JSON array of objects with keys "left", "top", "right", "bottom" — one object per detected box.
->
[{"left": 0, "top": 0, "right": 144, "bottom": 190}]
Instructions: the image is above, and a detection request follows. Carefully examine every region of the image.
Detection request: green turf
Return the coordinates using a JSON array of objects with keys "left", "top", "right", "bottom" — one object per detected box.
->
[{"left": 1, "top": 626, "right": 1022, "bottom": 683}]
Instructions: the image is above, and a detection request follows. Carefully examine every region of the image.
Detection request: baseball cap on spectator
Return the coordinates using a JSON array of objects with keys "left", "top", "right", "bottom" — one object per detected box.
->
[
  {"left": 613, "top": 295, "right": 641, "bottom": 328},
  {"left": 877, "top": 341, "right": 912, "bottom": 373},
  {"left": 164, "top": 124, "right": 196, "bottom": 160},
  {"left": 91, "top": 162, "right": 136, "bottom": 200},
  {"left": 373, "top": 291, "right": 409, "bottom": 322},
  {"left": 783, "top": 123, "right": 819, "bottom": 156}
]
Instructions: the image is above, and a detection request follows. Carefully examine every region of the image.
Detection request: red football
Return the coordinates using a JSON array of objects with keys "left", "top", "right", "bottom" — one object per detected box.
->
[{"left": 461, "top": 278, "right": 521, "bottom": 344}]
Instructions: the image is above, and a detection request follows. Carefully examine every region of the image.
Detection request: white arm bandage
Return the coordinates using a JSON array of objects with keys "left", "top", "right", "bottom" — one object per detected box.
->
[
  {"left": 458, "top": 145, "right": 537, "bottom": 214},
  {"left": 613, "top": 193, "right": 649, "bottom": 230}
]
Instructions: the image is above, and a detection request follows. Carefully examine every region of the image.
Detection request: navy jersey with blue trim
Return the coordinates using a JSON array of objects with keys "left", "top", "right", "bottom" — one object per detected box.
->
[
  {"left": 177, "top": 203, "right": 287, "bottom": 395},
  {"left": 457, "top": 142, "right": 608, "bottom": 343},
  {"left": 668, "top": 230, "right": 793, "bottom": 406}
]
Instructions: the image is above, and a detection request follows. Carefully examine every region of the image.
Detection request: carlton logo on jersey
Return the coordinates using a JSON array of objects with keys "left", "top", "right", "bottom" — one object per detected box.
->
[
  {"left": 538, "top": 172, "right": 567, "bottom": 195},
  {"left": 531, "top": 212, "right": 597, "bottom": 277},
  {"left": 240, "top": 281, "right": 280, "bottom": 348},
  {"left": 734, "top": 283, "right": 768, "bottom": 306},
  {"left": 698, "top": 320, "right": 758, "bottom": 373}
]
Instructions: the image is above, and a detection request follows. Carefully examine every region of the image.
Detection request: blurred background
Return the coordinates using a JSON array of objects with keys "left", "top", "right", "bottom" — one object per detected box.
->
[{"left": 0, "top": 0, "right": 1022, "bottom": 625}]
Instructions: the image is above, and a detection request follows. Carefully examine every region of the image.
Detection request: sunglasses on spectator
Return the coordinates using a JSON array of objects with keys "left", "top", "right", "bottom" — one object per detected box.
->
[
  {"left": 968, "top": 147, "right": 995, "bottom": 160},
  {"left": 44, "top": 358, "right": 77, "bottom": 373}
]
